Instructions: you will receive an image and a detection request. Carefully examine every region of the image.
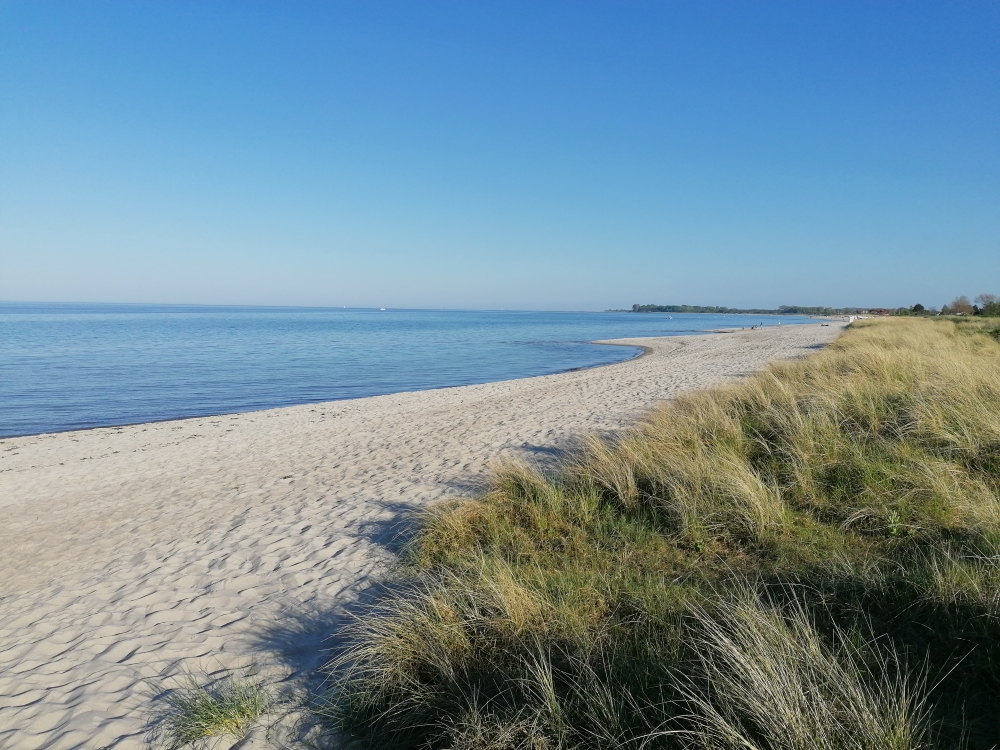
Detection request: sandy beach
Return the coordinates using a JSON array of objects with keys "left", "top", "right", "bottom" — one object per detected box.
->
[{"left": 0, "top": 323, "right": 844, "bottom": 749}]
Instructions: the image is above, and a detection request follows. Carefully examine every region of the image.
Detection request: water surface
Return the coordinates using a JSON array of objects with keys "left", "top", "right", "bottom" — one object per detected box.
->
[{"left": 0, "top": 304, "right": 815, "bottom": 438}]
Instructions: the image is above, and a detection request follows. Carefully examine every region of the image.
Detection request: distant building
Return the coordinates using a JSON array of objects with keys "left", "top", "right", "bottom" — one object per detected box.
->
[{"left": 859, "top": 308, "right": 891, "bottom": 316}]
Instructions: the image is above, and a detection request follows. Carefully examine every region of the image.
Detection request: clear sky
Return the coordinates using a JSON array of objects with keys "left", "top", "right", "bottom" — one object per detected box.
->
[{"left": 1, "top": 2, "right": 997, "bottom": 310}]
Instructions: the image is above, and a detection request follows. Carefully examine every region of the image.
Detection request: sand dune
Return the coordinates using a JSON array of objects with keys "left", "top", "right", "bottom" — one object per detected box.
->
[{"left": 0, "top": 323, "right": 844, "bottom": 749}]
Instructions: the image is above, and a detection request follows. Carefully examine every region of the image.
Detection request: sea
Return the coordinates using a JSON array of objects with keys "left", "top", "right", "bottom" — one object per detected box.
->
[{"left": 0, "top": 304, "right": 819, "bottom": 438}]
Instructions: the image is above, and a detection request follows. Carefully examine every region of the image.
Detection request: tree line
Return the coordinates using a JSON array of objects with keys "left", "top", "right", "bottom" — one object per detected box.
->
[
  {"left": 625, "top": 294, "right": 999, "bottom": 318},
  {"left": 895, "top": 293, "right": 999, "bottom": 317},
  {"left": 627, "top": 304, "right": 861, "bottom": 315}
]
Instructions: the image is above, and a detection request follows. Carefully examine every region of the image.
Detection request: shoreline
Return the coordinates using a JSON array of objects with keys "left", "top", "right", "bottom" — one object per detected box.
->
[
  {"left": 0, "top": 323, "right": 846, "bottom": 749},
  {"left": 1, "top": 318, "right": 817, "bottom": 443},
  {"left": 0, "top": 341, "right": 651, "bottom": 443}
]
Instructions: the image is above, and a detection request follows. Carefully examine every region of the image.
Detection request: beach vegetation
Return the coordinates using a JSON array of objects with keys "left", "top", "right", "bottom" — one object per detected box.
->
[
  {"left": 319, "top": 317, "right": 1000, "bottom": 749},
  {"left": 146, "top": 671, "right": 272, "bottom": 749}
]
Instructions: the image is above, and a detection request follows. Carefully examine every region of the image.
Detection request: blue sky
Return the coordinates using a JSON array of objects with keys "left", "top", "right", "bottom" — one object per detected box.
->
[{"left": 1, "top": 1, "right": 997, "bottom": 310}]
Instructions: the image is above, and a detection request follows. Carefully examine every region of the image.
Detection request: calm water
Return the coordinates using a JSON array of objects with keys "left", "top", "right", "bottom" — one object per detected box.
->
[{"left": 0, "top": 304, "right": 816, "bottom": 438}]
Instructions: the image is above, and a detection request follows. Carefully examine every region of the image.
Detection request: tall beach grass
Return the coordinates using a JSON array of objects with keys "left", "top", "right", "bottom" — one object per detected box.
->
[{"left": 323, "top": 318, "right": 1000, "bottom": 749}]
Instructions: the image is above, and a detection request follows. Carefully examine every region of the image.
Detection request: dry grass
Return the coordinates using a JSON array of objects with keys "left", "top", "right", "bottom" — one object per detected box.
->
[
  {"left": 321, "top": 318, "right": 1000, "bottom": 749},
  {"left": 676, "top": 586, "right": 933, "bottom": 750}
]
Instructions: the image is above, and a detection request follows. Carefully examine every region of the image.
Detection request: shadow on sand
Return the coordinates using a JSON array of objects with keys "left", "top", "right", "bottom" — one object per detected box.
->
[{"left": 242, "top": 440, "right": 588, "bottom": 746}]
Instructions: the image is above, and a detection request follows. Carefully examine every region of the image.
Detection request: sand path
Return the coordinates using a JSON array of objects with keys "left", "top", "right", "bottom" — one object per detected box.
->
[{"left": 0, "top": 323, "right": 844, "bottom": 749}]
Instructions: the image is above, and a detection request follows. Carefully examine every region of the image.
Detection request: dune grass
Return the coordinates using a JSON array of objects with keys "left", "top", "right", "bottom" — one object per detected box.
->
[
  {"left": 147, "top": 672, "right": 272, "bottom": 750},
  {"left": 322, "top": 318, "right": 1000, "bottom": 749}
]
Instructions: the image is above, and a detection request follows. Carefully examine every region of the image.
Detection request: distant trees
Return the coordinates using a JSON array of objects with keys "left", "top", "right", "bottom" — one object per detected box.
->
[
  {"left": 892, "top": 303, "right": 935, "bottom": 317},
  {"left": 625, "top": 295, "right": 999, "bottom": 318},
  {"left": 977, "top": 293, "right": 1000, "bottom": 318},
  {"left": 628, "top": 304, "right": 861, "bottom": 315},
  {"left": 630, "top": 304, "right": 763, "bottom": 314},
  {"left": 942, "top": 296, "right": 975, "bottom": 316},
  {"left": 939, "top": 293, "right": 999, "bottom": 317}
]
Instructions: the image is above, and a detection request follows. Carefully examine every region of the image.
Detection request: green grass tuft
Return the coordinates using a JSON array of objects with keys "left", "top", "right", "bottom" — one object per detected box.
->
[{"left": 148, "top": 672, "right": 272, "bottom": 750}]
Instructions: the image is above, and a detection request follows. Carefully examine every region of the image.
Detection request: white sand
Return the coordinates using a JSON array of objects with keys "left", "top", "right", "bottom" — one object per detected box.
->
[{"left": 0, "top": 323, "right": 844, "bottom": 748}]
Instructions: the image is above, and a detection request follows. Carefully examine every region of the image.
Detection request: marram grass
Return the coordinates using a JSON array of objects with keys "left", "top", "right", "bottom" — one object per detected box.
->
[
  {"left": 147, "top": 672, "right": 271, "bottom": 750},
  {"left": 322, "top": 318, "right": 1000, "bottom": 750}
]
